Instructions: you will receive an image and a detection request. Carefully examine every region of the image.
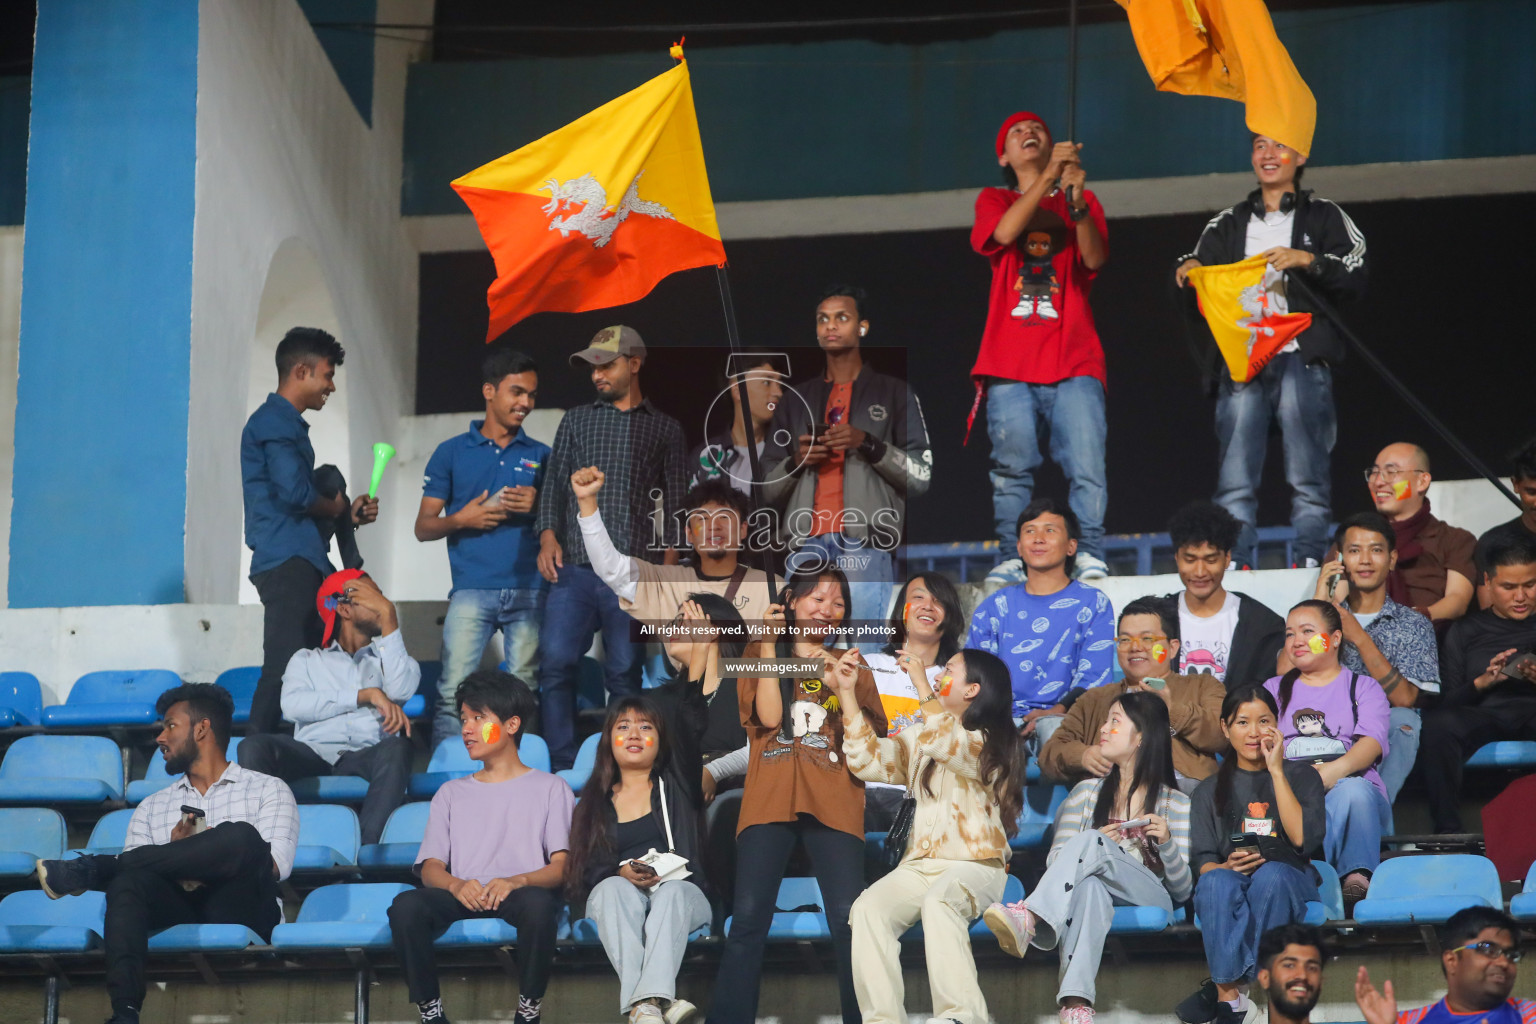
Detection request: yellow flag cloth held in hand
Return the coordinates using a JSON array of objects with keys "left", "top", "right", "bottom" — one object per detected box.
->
[
  {"left": 1111, "top": 0, "right": 1316, "bottom": 156},
  {"left": 452, "top": 56, "right": 726, "bottom": 340},
  {"left": 1187, "top": 255, "right": 1312, "bottom": 383}
]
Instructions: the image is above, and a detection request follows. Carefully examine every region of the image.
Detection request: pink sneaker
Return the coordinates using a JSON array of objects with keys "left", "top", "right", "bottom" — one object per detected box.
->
[
  {"left": 1061, "top": 1005, "right": 1096, "bottom": 1024},
  {"left": 983, "top": 899, "right": 1036, "bottom": 958}
]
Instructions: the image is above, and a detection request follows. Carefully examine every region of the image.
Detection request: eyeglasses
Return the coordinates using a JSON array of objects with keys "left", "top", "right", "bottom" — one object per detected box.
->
[
  {"left": 1452, "top": 941, "right": 1523, "bottom": 963},
  {"left": 1363, "top": 465, "right": 1422, "bottom": 484},
  {"left": 1114, "top": 635, "right": 1170, "bottom": 649}
]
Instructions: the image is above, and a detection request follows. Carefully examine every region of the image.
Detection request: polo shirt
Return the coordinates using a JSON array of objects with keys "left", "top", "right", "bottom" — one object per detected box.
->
[
  {"left": 422, "top": 421, "right": 549, "bottom": 592},
  {"left": 241, "top": 392, "right": 333, "bottom": 577}
]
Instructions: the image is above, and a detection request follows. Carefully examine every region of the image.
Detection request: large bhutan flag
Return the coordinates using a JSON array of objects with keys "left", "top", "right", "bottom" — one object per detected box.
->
[
  {"left": 452, "top": 56, "right": 726, "bottom": 340},
  {"left": 1188, "top": 254, "right": 1312, "bottom": 383}
]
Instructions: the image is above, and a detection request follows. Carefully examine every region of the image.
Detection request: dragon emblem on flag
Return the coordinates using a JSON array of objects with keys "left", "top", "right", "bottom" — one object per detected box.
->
[{"left": 539, "top": 171, "right": 677, "bottom": 248}]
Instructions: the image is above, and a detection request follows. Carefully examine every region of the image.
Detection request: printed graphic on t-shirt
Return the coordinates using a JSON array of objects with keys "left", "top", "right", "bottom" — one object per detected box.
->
[
  {"left": 1181, "top": 641, "right": 1229, "bottom": 679},
  {"left": 763, "top": 677, "right": 846, "bottom": 774},
  {"left": 1011, "top": 229, "right": 1062, "bottom": 322},
  {"left": 1284, "top": 707, "right": 1347, "bottom": 759},
  {"left": 1242, "top": 802, "right": 1274, "bottom": 836}
]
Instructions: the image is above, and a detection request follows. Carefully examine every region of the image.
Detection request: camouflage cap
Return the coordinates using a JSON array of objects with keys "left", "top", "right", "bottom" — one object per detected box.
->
[{"left": 569, "top": 325, "right": 646, "bottom": 366}]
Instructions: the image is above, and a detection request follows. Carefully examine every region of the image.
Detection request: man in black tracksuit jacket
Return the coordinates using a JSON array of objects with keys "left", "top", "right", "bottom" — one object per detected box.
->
[{"left": 1175, "top": 134, "right": 1368, "bottom": 569}]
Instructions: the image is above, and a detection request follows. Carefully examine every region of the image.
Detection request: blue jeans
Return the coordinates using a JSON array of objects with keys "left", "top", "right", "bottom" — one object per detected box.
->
[
  {"left": 1195, "top": 862, "right": 1317, "bottom": 984},
  {"left": 1378, "top": 706, "right": 1421, "bottom": 806},
  {"left": 1213, "top": 351, "right": 1336, "bottom": 565},
  {"left": 985, "top": 377, "right": 1107, "bottom": 558},
  {"left": 536, "top": 564, "right": 640, "bottom": 770},
  {"left": 435, "top": 586, "right": 545, "bottom": 748},
  {"left": 787, "top": 533, "right": 895, "bottom": 652},
  {"left": 1324, "top": 775, "right": 1393, "bottom": 877}
]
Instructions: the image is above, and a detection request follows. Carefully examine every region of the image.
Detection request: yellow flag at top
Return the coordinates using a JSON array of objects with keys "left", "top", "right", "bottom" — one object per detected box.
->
[
  {"left": 1112, "top": 0, "right": 1316, "bottom": 155},
  {"left": 452, "top": 57, "right": 726, "bottom": 339}
]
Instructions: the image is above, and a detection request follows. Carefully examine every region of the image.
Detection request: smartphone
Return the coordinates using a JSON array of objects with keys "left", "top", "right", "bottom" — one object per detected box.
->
[
  {"left": 485, "top": 486, "right": 509, "bottom": 507},
  {"left": 181, "top": 805, "right": 208, "bottom": 835},
  {"left": 1228, "top": 832, "right": 1259, "bottom": 849},
  {"left": 1327, "top": 572, "right": 1344, "bottom": 601},
  {"left": 1500, "top": 652, "right": 1536, "bottom": 680},
  {"left": 814, "top": 422, "right": 832, "bottom": 443},
  {"left": 629, "top": 859, "right": 657, "bottom": 877},
  {"left": 1142, "top": 677, "right": 1167, "bottom": 691},
  {"left": 1119, "top": 817, "right": 1151, "bottom": 830}
]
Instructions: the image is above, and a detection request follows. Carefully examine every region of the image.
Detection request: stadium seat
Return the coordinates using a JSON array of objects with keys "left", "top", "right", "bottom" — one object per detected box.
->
[
  {"left": 1353, "top": 854, "right": 1503, "bottom": 925},
  {"left": 1303, "top": 860, "right": 1344, "bottom": 925},
  {"left": 288, "top": 774, "right": 371, "bottom": 803},
  {"left": 0, "top": 672, "right": 44, "bottom": 728},
  {"left": 1466, "top": 741, "right": 1536, "bottom": 768},
  {"left": 214, "top": 667, "right": 259, "bottom": 725},
  {"left": 75, "top": 808, "right": 137, "bottom": 856},
  {"left": 0, "top": 735, "right": 124, "bottom": 803},
  {"left": 0, "top": 890, "right": 106, "bottom": 952},
  {"left": 1110, "top": 904, "right": 1172, "bottom": 932},
  {"left": 271, "top": 882, "right": 411, "bottom": 949},
  {"left": 556, "top": 733, "right": 601, "bottom": 793},
  {"left": 292, "top": 805, "right": 361, "bottom": 872},
  {"left": 127, "top": 737, "right": 242, "bottom": 805},
  {"left": 724, "top": 876, "right": 828, "bottom": 940},
  {"left": 409, "top": 734, "right": 551, "bottom": 798},
  {"left": 401, "top": 660, "right": 442, "bottom": 719},
  {"left": 1510, "top": 860, "right": 1536, "bottom": 923},
  {"left": 41, "top": 669, "right": 181, "bottom": 728},
  {"left": 1011, "top": 782, "right": 1068, "bottom": 851},
  {"left": 357, "top": 802, "right": 431, "bottom": 872},
  {"left": 148, "top": 921, "right": 266, "bottom": 952},
  {"left": 0, "top": 808, "right": 66, "bottom": 878}
]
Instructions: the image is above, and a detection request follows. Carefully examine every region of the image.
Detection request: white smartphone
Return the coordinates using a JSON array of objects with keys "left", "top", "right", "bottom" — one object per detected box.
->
[{"left": 1118, "top": 817, "right": 1151, "bottom": 830}]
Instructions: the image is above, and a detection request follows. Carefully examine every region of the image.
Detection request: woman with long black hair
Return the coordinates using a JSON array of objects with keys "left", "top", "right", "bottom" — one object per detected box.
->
[
  {"left": 985, "top": 691, "right": 1192, "bottom": 1024},
  {"left": 834, "top": 647, "right": 1023, "bottom": 1024},
  {"left": 706, "top": 566, "right": 887, "bottom": 1024}
]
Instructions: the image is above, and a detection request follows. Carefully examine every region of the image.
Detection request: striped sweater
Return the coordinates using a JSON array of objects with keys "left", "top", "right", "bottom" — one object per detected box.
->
[{"left": 1048, "top": 778, "right": 1194, "bottom": 903}]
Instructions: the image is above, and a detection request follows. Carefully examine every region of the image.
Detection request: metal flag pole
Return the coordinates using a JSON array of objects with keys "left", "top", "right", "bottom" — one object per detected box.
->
[{"left": 1066, "top": 0, "right": 1079, "bottom": 141}]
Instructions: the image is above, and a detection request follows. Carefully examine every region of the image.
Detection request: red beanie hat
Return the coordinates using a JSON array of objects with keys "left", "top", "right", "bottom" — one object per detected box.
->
[{"left": 996, "top": 111, "right": 1052, "bottom": 157}]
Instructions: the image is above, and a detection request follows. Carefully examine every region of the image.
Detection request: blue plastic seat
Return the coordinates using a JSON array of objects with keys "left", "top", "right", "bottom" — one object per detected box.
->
[
  {"left": 77, "top": 808, "right": 137, "bottom": 856},
  {"left": 1466, "top": 741, "right": 1536, "bottom": 768},
  {"left": 42, "top": 669, "right": 182, "bottom": 728},
  {"left": 1353, "top": 854, "right": 1503, "bottom": 925},
  {"left": 271, "top": 883, "right": 411, "bottom": 949},
  {"left": 401, "top": 660, "right": 442, "bottom": 719},
  {"left": 357, "top": 802, "right": 431, "bottom": 871},
  {"left": 127, "top": 737, "right": 242, "bottom": 805},
  {"left": 0, "top": 735, "right": 124, "bottom": 803},
  {"left": 409, "top": 734, "right": 551, "bottom": 798},
  {"left": 0, "top": 672, "right": 44, "bottom": 728},
  {"left": 724, "top": 876, "right": 828, "bottom": 940},
  {"left": 0, "top": 808, "right": 66, "bottom": 877},
  {"left": 556, "top": 733, "right": 601, "bottom": 793},
  {"left": 148, "top": 922, "right": 265, "bottom": 952},
  {"left": 288, "top": 774, "right": 372, "bottom": 802},
  {"left": 1510, "top": 860, "right": 1536, "bottom": 922},
  {"left": 292, "top": 805, "right": 361, "bottom": 872},
  {"left": 1010, "top": 783, "right": 1069, "bottom": 852},
  {"left": 1109, "top": 905, "right": 1172, "bottom": 932},
  {"left": 1302, "top": 861, "right": 1343, "bottom": 925},
  {"left": 0, "top": 891, "right": 106, "bottom": 952},
  {"left": 214, "top": 667, "right": 260, "bottom": 725}
]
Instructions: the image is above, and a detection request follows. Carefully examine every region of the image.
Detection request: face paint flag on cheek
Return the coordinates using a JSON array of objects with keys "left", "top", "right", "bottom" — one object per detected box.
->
[
  {"left": 1307, "top": 634, "right": 1331, "bottom": 654},
  {"left": 1280, "top": 152, "right": 1292, "bottom": 164},
  {"left": 936, "top": 674, "right": 953, "bottom": 697},
  {"left": 481, "top": 721, "right": 502, "bottom": 745},
  {"left": 1392, "top": 479, "right": 1411, "bottom": 500},
  {"left": 1152, "top": 643, "right": 1168, "bottom": 663}
]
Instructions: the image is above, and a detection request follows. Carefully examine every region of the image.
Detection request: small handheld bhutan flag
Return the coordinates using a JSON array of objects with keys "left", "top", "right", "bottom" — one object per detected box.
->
[
  {"left": 1188, "top": 255, "right": 1313, "bottom": 382},
  {"left": 452, "top": 54, "right": 727, "bottom": 340}
]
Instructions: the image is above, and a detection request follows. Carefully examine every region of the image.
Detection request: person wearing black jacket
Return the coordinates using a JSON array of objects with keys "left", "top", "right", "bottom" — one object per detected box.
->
[
  {"left": 565, "top": 686, "right": 710, "bottom": 1024},
  {"left": 1175, "top": 134, "right": 1367, "bottom": 569}
]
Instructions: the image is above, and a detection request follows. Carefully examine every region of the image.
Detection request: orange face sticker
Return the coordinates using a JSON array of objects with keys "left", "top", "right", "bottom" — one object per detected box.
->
[
  {"left": 936, "top": 673, "right": 953, "bottom": 697},
  {"left": 1307, "top": 634, "right": 1331, "bottom": 654},
  {"left": 1280, "top": 152, "right": 1293, "bottom": 164},
  {"left": 643, "top": 735, "right": 655, "bottom": 747},
  {"left": 480, "top": 721, "right": 502, "bottom": 745},
  {"left": 1151, "top": 642, "right": 1168, "bottom": 663},
  {"left": 1391, "top": 479, "right": 1411, "bottom": 500}
]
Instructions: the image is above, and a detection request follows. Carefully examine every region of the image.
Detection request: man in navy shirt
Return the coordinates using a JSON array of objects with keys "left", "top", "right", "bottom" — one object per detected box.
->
[
  {"left": 241, "top": 327, "right": 378, "bottom": 734},
  {"left": 415, "top": 345, "right": 549, "bottom": 747}
]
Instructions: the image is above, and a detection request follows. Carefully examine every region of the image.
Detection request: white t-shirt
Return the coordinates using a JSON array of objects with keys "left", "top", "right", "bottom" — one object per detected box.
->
[
  {"left": 1244, "top": 207, "right": 1298, "bottom": 352},
  {"left": 1179, "top": 591, "right": 1243, "bottom": 683},
  {"left": 861, "top": 651, "right": 944, "bottom": 792}
]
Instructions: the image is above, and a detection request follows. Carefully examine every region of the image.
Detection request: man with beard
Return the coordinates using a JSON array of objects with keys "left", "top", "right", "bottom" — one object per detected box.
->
[
  {"left": 34, "top": 684, "right": 298, "bottom": 1024},
  {"left": 1257, "top": 924, "right": 1327, "bottom": 1024},
  {"left": 535, "top": 326, "right": 687, "bottom": 769},
  {"left": 1356, "top": 906, "right": 1531, "bottom": 1024}
]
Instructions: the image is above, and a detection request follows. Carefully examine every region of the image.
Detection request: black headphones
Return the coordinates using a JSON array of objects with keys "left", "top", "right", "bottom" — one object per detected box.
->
[{"left": 1278, "top": 190, "right": 1297, "bottom": 214}]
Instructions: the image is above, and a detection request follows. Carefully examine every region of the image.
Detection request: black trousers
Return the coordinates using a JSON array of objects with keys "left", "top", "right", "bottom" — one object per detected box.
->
[
  {"left": 101, "top": 821, "right": 280, "bottom": 1016},
  {"left": 250, "top": 557, "right": 325, "bottom": 734},
  {"left": 237, "top": 733, "right": 412, "bottom": 845},
  {"left": 707, "top": 818, "right": 865, "bottom": 1024},
  {"left": 1420, "top": 701, "right": 1536, "bottom": 831},
  {"left": 388, "top": 884, "right": 560, "bottom": 1004}
]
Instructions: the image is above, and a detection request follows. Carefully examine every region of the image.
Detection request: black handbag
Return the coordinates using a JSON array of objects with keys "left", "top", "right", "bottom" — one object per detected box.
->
[{"left": 882, "top": 796, "right": 918, "bottom": 872}]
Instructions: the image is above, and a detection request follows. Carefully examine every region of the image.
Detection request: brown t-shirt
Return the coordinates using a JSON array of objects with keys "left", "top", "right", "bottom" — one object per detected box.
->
[
  {"left": 737, "top": 652, "right": 888, "bottom": 839},
  {"left": 1392, "top": 515, "right": 1477, "bottom": 612},
  {"left": 622, "top": 561, "right": 775, "bottom": 625}
]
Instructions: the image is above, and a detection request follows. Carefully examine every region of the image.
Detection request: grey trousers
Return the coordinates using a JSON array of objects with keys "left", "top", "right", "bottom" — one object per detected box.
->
[
  {"left": 1024, "top": 829, "right": 1174, "bottom": 1005},
  {"left": 588, "top": 875, "right": 711, "bottom": 1011}
]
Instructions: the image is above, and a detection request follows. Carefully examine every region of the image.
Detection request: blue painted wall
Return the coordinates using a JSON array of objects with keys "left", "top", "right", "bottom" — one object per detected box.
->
[
  {"left": 11, "top": 0, "right": 197, "bottom": 606},
  {"left": 403, "top": 0, "right": 1536, "bottom": 215},
  {"left": 0, "top": 77, "right": 27, "bottom": 226},
  {"left": 299, "top": 0, "right": 376, "bottom": 126}
]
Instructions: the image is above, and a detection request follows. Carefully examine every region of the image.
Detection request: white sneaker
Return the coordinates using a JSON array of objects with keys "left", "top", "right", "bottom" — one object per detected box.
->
[
  {"left": 1073, "top": 554, "right": 1110, "bottom": 580},
  {"left": 663, "top": 1000, "right": 699, "bottom": 1024},
  {"left": 630, "top": 1002, "right": 666, "bottom": 1024},
  {"left": 982, "top": 899, "right": 1036, "bottom": 958},
  {"left": 986, "top": 556, "right": 1027, "bottom": 588}
]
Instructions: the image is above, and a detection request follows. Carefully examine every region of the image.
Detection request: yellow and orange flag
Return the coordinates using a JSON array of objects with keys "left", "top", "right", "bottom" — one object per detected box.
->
[
  {"left": 1112, "top": 0, "right": 1316, "bottom": 156},
  {"left": 452, "top": 56, "right": 726, "bottom": 340},
  {"left": 1188, "top": 255, "right": 1312, "bottom": 382}
]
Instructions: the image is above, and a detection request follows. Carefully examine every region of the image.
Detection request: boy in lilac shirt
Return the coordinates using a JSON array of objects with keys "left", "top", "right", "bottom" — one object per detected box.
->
[{"left": 389, "top": 672, "right": 574, "bottom": 1024}]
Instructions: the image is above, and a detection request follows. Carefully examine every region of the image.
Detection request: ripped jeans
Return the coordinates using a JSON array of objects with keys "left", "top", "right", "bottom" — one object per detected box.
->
[{"left": 850, "top": 857, "right": 1007, "bottom": 1024}]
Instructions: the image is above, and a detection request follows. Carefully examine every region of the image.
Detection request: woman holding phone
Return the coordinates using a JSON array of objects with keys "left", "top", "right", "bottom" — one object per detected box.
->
[
  {"left": 1174, "top": 686, "right": 1326, "bottom": 1024},
  {"left": 706, "top": 566, "right": 887, "bottom": 1024},
  {"left": 984, "top": 692, "right": 1191, "bottom": 1024}
]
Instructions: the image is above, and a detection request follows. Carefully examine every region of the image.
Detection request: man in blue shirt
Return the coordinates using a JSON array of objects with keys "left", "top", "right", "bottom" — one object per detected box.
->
[
  {"left": 241, "top": 328, "right": 378, "bottom": 734},
  {"left": 967, "top": 497, "right": 1116, "bottom": 747},
  {"left": 415, "top": 346, "right": 549, "bottom": 748}
]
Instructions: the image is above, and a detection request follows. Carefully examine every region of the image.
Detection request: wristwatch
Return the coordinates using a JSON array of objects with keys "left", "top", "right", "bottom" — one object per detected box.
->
[
  {"left": 856, "top": 434, "right": 883, "bottom": 460},
  {"left": 1068, "top": 202, "right": 1090, "bottom": 222}
]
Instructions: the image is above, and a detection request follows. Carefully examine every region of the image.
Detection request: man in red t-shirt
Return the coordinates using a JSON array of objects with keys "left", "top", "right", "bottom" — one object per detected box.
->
[{"left": 971, "top": 111, "right": 1111, "bottom": 580}]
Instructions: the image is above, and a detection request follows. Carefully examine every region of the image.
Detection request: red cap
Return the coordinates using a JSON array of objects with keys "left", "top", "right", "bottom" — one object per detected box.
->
[
  {"left": 316, "top": 569, "right": 367, "bottom": 647},
  {"left": 996, "top": 111, "right": 1052, "bottom": 157}
]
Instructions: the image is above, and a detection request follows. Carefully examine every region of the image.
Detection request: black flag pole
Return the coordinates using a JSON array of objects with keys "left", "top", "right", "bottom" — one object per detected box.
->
[
  {"left": 1066, "top": 0, "right": 1079, "bottom": 141},
  {"left": 1287, "top": 274, "right": 1523, "bottom": 513}
]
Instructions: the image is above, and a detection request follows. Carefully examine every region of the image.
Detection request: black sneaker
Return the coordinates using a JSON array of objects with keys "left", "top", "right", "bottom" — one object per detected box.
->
[
  {"left": 105, "top": 1008, "right": 140, "bottom": 1024},
  {"left": 516, "top": 995, "right": 541, "bottom": 1024},
  {"left": 1175, "top": 980, "right": 1218, "bottom": 1024},
  {"left": 37, "top": 857, "right": 98, "bottom": 900},
  {"left": 418, "top": 997, "right": 452, "bottom": 1024}
]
